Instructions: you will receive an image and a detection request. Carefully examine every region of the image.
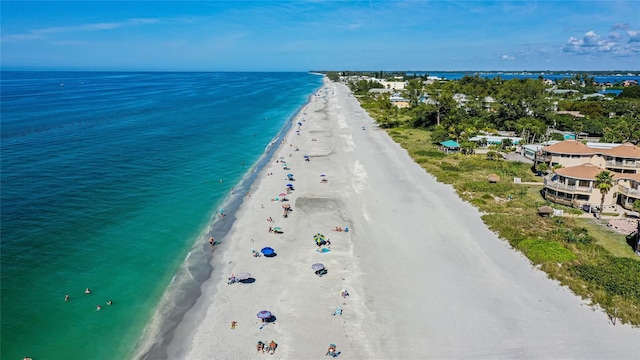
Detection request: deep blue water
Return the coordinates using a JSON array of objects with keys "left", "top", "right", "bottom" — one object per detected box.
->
[{"left": 0, "top": 71, "right": 322, "bottom": 360}]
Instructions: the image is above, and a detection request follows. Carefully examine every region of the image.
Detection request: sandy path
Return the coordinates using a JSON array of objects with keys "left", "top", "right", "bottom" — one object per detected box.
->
[{"left": 166, "top": 79, "right": 639, "bottom": 359}]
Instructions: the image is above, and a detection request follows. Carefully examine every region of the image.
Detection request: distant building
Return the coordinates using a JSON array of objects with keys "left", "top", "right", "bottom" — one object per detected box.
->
[
  {"left": 390, "top": 94, "right": 411, "bottom": 108},
  {"left": 556, "top": 110, "right": 585, "bottom": 118},
  {"left": 469, "top": 135, "right": 522, "bottom": 146}
]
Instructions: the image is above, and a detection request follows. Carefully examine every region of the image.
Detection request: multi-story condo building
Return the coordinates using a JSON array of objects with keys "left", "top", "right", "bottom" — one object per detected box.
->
[{"left": 535, "top": 140, "right": 640, "bottom": 211}]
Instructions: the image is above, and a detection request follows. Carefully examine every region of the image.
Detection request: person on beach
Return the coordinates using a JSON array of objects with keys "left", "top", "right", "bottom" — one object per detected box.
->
[
  {"left": 85, "top": 288, "right": 91, "bottom": 294},
  {"left": 266, "top": 340, "right": 277, "bottom": 355},
  {"left": 325, "top": 344, "right": 337, "bottom": 357},
  {"left": 256, "top": 341, "right": 265, "bottom": 352},
  {"left": 231, "top": 321, "right": 237, "bottom": 329},
  {"left": 209, "top": 237, "right": 215, "bottom": 247}
]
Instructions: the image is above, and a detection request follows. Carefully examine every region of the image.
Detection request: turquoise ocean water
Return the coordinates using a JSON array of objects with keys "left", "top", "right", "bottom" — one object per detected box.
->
[{"left": 0, "top": 71, "right": 322, "bottom": 359}]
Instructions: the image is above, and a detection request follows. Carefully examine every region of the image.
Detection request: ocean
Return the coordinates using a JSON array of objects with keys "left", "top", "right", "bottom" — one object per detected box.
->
[{"left": 0, "top": 71, "right": 323, "bottom": 360}]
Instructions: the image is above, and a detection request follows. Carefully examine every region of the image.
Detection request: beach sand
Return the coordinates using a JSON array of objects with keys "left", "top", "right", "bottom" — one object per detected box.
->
[{"left": 160, "top": 79, "right": 639, "bottom": 359}]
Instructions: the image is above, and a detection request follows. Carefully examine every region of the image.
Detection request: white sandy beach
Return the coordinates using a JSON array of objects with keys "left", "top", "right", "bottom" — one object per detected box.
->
[{"left": 163, "top": 79, "right": 639, "bottom": 359}]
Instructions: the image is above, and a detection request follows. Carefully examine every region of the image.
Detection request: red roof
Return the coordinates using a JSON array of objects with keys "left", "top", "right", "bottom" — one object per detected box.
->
[
  {"left": 602, "top": 142, "right": 640, "bottom": 159},
  {"left": 554, "top": 163, "right": 614, "bottom": 180},
  {"left": 542, "top": 140, "right": 595, "bottom": 155}
]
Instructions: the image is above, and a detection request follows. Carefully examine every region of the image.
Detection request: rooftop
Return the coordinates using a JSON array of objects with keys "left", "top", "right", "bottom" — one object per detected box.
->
[
  {"left": 554, "top": 163, "right": 613, "bottom": 180},
  {"left": 601, "top": 142, "right": 640, "bottom": 159},
  {"left": 542, "top": 140, "right": 595, "bottom": 155}
]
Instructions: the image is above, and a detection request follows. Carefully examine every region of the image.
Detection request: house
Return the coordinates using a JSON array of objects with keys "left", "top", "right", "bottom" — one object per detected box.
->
[
  {"left": 582, "top": 93, "right": 606, "bottom": 100},
  {"left": 378, "top": 80, "right": 407, "bottom": 90},
  {"left": 600, "top": 142, "right": 640, "bottom": 174},
  {"left": 469, "top": 135, "right": 522, "bottom": 146},
  {"left": 536, "top": 140, "right": 640, "bottom": 209},
  {"left": 543, "top": 163, "right": 617, "bottom": 209},
  {"left": 390, "top": 94, "right": 411, "bottom": 108},
  {"left": 622, "top": 80, "right": 639, "bottom": 87},
  {"left": 616, "top": 173, "right": 640, "bottom": 211},
  {"left": 453, "top": 93, "right": 469, "bottom": 107}
]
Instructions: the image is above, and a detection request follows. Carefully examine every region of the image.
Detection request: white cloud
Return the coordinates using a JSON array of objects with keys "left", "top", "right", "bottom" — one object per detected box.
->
[
  {"left": 563, "top": 28, "right": 640, "bottom": 56},
  {"left": 627, "top": 30, "right": 640, "bottom": 42},
  {"left": 501, "top": 54, "right": 515, "bottom": 60},
  {"left": 563, "top": 30, "right": 616, "bottom": 53},
  {"left": 1, "top": 18, "right": 159, "bottom": 43}
]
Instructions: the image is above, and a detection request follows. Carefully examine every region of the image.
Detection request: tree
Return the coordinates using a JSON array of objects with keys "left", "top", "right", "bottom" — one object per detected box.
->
[
  {"left": 595, "top": 171, "right": 615, "bottom": 219},
  {"left": 619, "top": 86, "right": 640, "bottom": 99},
  {"left": 403, "top": 78, "right": 424, "bottom": 107},
  {"left": 460, "top": 141, "right": 476, "bottom": 155}
]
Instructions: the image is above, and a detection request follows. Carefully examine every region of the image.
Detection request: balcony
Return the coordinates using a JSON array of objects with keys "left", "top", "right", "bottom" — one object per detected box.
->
[
  {"left": 543, "top": 177, "right": 593, "bottom": 194},
  {"left": 606, "top": 159, "right": 640, "bottom": 170},
  {"left": 534, "top": 153, "right": 551, "bottom": 163},
  {"left": 618, "top": 184, "right": 640, "bottom": 199},
  {"left": 542, "top": 190, "right": 576, "bottom": 206}
]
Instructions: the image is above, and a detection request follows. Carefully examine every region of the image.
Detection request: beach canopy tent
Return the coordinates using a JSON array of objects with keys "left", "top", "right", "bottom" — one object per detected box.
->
[
  {"left": 440, "top": 140, "right": 460, "bottom": 153},
  {"left": 261, "top": 247, "right": 275, "bottom": 255}
]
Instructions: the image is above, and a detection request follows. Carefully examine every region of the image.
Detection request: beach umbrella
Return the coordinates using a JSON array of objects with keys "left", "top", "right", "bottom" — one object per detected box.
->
[
  {"left": 279, "top": 193, "right": 287, "bottom": 196},
  {"left": 311, "top": 263, "right": 325, "bottom": 271},
  {"left": 235, "top": 272, "right": 252, "bottom": 281},
  {"left": 282, "top": 163, "right": 288, "bottom": 166},
  {"left": 320, "top": 174, "right": 326, "bottom": 177},
  {"left": 257, "top": 310, "right": 272, "bottom": 319},
  {"left": 272, "top": 227, "right": 282, "bottom": 232},
  {"left": 261, "top": 247, "right": 275, "bottom": 255},
  {"left": 297, "top": 121, "right": 302, "bottom": 125},
  {"left": 286, "top": 183, "right": 294, "bottom": 187},
  {"left": 286, "top": 173, "right": 294, "bottom": 177},
  {"left": 303, "top": 155, "right": 309, "bottom": 158},
  {"left": 313, "top": 233, "right": 325, "bottom": 240}
]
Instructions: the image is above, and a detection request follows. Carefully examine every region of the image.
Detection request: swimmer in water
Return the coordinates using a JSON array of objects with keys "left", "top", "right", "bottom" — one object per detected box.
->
[
  {"left": 107, "top": 300, "right": 113, "bottom": 305},
  {"left": 85, "top": 288, "right": 91, "bottom": 294}
]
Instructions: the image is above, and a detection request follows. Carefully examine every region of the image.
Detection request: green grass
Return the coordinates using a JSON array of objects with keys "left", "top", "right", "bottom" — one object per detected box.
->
[
  {"left": 519, "top": 238, "right": 577, "bottom": 263},
  {"left": 575, "top": 218, "right": 638, "bottom": 259}
]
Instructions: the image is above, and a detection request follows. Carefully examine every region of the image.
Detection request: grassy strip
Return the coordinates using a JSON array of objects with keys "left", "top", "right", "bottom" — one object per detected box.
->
[{"left": 385, "top": 127, "right": 640, "bottom": 325}]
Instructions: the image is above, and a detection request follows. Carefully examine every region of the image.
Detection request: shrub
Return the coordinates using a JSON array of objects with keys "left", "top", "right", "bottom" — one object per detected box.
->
[
  {"left": 414, "top": 149, "right": 446, "bottom": 158},
  {"left": 518, "top": 238, "right": 577, "bottom": 263},
  {"left": 572, "top": 257, "right": 640, "bottom": 302}
]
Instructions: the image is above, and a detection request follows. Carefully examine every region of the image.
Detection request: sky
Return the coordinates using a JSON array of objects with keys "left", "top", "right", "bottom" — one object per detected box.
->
[{"left": 1, "top": 1, "right": 639, "bottom": 71}]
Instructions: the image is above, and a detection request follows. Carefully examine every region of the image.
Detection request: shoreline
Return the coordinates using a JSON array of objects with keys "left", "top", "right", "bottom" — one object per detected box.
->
[
  {"left": 132, "top": 79, "right": 324, "bottom": 359},
  {"left": 140, "top": 78, "right": 639, "bottom": 359}
]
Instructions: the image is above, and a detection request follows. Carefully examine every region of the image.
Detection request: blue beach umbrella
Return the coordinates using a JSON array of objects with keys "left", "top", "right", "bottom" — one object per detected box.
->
[
  {"left": 261, "top": 247, "right": 275, "bottom": 256},
  {"left": 287, "top": 173, "right": 294, "bottom": 177},
  {"left": 303, "top": 155, "right": 309, "bottom": 158},
  {"left": 257, "top": 310, "right": 272, "bottom": 319},
  {"left": 286, "top": 183, "right": 294, "bottom": 187},
  {"left": 297, "top": 122, "right": 302, "bottom": 125}
]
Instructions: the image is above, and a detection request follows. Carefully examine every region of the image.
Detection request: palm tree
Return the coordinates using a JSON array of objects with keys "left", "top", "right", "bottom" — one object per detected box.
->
[{"left": 595, "top": 170, "right": 615, "bottom": 219}]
